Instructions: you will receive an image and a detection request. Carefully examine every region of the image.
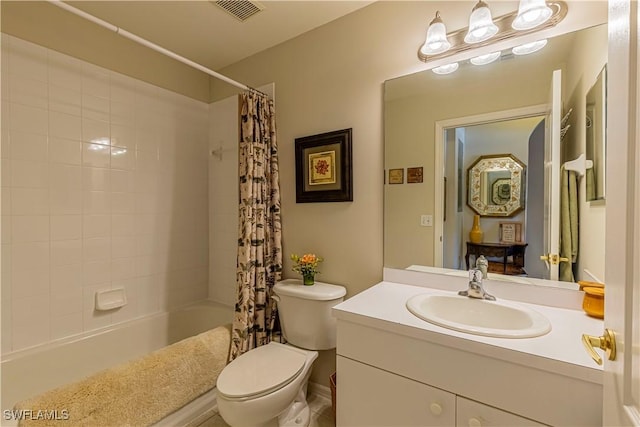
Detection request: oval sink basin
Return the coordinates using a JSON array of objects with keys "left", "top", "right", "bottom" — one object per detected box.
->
[{"left": 406, "top": 294, "right": 551, "bottom": 338}]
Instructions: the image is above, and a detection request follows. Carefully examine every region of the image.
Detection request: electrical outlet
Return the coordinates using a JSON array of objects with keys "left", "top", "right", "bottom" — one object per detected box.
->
[{"left": 420, "top": 215, "right": 433, "bottom": 227}]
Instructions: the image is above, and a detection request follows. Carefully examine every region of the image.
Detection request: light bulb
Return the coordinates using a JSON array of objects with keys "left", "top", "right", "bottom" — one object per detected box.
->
[
  {"left": 420, "top": 11, "right": 451, "bottom": 55},
  {"left": 432, "top": 63, "right": 459, "bottom": 75},
  {"left": 512, "top": 39, "right": 548, "bottom": 55},
  {"left": 512, "top": 0, "right": 553, "bottom": 30},
  {"left": 470, "top": 51, "right": 501, "bottom": 65},
  {"left": 464, "top": 1, "right": 498, "bottom": 44}
]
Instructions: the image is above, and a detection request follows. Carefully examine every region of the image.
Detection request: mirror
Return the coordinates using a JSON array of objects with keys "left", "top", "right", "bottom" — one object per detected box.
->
[
  {"left": 585, "top": 65, "right": 607, "bottom": 202},
  {"left": 467, "top": 154, "right": 526, "bottom": 217},
  {"left": 384, "top": 23, "right": 608, "bottom": 285}
]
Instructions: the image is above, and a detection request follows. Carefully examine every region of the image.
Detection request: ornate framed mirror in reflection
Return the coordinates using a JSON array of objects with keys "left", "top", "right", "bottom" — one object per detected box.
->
[{"left": 467, "top": 154, "right": 526, "bottom": 217}]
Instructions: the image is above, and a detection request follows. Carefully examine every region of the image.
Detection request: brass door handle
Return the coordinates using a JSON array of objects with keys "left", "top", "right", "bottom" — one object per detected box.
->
[
  {"left": 540, "top": 254, "right": 570, "bottom": 265},
  {"left": 582, "top": 329, "right": 616, "bottom": 365}
]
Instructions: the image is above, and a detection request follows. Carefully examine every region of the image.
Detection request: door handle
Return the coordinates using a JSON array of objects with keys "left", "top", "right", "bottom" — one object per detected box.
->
[
  {"left": 582, "top": 329, "right": 616, "bottom": 365},
  {"left": 540, "top": 253, "right": 570, "bottom": 265}
]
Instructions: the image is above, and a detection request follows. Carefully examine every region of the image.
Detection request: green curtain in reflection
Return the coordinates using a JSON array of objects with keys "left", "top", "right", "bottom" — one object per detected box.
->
[{"left": 559, "top": 169, "right": 578, "bottom": 282}]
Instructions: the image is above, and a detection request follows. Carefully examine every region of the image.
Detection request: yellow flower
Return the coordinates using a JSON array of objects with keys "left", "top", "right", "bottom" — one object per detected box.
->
[{"left": 291, "top": 253, "right": 323, "bottom": 276}]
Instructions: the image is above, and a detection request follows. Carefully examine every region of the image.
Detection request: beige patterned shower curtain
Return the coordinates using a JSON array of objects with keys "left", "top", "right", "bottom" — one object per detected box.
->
[{"left": 230, "top": 91, "right": 283, "bottom": 361}]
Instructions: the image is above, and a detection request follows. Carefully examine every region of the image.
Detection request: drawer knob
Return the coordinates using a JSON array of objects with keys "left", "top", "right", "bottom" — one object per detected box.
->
[
  {"left": 468, "top": 417, "right": 482, "bottom": 427},
  {"left": 429, "top": 402, "right": 443, "bottom": 416}
]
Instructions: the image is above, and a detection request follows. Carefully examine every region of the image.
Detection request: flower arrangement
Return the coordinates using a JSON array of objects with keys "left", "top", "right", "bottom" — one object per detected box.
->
[{"left": 291, "top": 253, "right": 323, "bottom": 285}]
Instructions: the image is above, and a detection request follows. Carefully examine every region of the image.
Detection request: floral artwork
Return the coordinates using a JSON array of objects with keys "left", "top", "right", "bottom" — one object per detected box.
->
[{"left": 308, "top": 151, "right": 336, "bottom": 185}]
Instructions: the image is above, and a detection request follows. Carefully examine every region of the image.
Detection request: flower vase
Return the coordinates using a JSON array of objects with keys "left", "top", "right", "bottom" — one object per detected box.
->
[
  {"left": 302, "top": 273, "right": 315, "bottom": 286},
  {"left": 469, "top": 214, "right": 484, "bottom": 243}
]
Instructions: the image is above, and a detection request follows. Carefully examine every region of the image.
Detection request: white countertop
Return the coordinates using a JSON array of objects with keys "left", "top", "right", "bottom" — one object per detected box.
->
[{"left": 333, "top": 280, "right": 604, "bottom": 384}]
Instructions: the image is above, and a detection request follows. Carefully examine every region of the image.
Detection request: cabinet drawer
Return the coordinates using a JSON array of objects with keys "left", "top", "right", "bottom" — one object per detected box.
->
[
  {"left": 456, "top": 396, "right": 547, "bottom": 427},
  {"left": 337, "top": 356, "right": 456, "bottom": 427}
]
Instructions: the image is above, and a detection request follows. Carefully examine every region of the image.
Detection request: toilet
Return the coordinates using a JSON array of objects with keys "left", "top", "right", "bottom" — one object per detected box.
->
[{"left": 216, "top": 278, "right": 346, "bottom": 427}]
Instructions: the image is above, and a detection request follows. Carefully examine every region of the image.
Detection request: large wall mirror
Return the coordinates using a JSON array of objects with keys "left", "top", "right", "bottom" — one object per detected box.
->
[{"left": 384, "top": 22, "right": 608, "bottom": 286}]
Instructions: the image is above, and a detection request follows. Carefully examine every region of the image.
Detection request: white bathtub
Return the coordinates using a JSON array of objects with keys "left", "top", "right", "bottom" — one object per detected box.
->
[{"left": 1, "top": 300, "right": 233, "bottom": 425}]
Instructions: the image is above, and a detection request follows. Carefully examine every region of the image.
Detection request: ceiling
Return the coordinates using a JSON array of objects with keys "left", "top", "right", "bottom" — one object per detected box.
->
[{"left": 66, "top": 1, "right": 375, "bottom": 71}]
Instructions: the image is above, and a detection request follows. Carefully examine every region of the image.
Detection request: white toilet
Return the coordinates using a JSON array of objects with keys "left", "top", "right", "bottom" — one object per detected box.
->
[{"left": 216, "top": 278, "right": 346, "bottom": 427}]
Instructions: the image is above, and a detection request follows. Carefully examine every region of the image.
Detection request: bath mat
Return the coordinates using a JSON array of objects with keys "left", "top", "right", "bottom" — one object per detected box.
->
[{"left": 14, "top": 324, "right": 231, "bottom": 427}]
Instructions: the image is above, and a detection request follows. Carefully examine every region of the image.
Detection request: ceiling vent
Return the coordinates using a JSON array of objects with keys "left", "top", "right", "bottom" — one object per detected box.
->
[{"left": 212, "top": 0, "right": 265, "bottom": 22}]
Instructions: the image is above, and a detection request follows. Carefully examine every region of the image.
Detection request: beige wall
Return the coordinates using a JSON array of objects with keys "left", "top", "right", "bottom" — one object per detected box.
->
[{"left": 1, "top": 1, "right": 210, "bottom": 102}]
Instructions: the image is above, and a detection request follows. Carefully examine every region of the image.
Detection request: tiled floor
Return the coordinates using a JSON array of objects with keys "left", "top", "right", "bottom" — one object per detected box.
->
[{"left": 197, "top": 393, "right": 334, "bottom": 427}]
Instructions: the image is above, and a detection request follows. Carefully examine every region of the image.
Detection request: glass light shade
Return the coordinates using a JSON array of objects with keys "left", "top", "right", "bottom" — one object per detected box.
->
[
  {"left": 420, "top": 12, "right": 451, "bottom": 55},
  {"left": 432, "top": 62, "right": 459, "bottom": 75},
  {"left": 470, "top": 51, "right": 501, "bottom": 65},
  {"left": 512, "top": 0, "right": 553, "bottom": 30},
  {"left": 512, "top": 39, "right": 548, "bottom": 55},
  {"left": 464, "top": 1, "right": 499, "bottom": 44}
]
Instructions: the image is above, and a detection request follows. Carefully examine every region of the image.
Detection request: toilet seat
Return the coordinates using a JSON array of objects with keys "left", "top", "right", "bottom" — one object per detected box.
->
[{"left": 217, "top": 342, "right": 307, "bottom": 400}]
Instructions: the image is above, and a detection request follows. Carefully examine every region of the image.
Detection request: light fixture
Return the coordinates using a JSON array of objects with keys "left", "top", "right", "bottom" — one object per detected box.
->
[
  {"left": 417, "top": 1, "right": 567, "bottom": 64},
  {"left": 512, "top": 0, "right": 553, "bottom": 30},
  {"left": 432, "top": 63, "right": 459, "bottom": 75},
  {"left": 420, "top": 11, "right": 451, "bottom": 55},
  {"left": 512, "top": 39, "right": 548, "bottom": 55},
  {"left": 470, "top": 51, "right": 501, "bottom": 65},
  {"left": 464, "top": 1, "right": 499, "bottom": 44}
]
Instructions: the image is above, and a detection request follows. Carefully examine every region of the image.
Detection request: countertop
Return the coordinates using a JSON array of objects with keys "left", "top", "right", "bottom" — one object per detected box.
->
[{"left": 333, "top": 280, "right": 604, "bottom": 384}]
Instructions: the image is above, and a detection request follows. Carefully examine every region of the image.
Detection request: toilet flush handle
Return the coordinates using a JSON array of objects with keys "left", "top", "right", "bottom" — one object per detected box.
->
[{"left": 272, "top": 295, "right": 280, "bottom": 303}]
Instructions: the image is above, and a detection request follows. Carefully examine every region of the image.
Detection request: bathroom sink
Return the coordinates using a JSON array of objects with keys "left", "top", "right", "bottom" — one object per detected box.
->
[{"left": 406, "top": 294, "right": 551, "bottom": 338}]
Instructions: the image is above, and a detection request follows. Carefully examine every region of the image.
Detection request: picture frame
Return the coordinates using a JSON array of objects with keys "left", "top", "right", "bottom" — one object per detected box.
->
[
  {"left": 388, "top": 168, "right": 404, "bottom": 184},
  {"left": 499, "top": 221, "right": 523, "bottom": 243},
  {"left": 295, "top": 128, "right": 353, "bottom": 203},
  {"left": 407, "top": 167, "right": 423, "bottom": 183}
]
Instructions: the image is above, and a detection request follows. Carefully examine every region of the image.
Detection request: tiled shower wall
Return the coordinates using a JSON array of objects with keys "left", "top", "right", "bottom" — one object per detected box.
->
[{"left": 1, "top": 35, "right": 210, "bottom": 353}]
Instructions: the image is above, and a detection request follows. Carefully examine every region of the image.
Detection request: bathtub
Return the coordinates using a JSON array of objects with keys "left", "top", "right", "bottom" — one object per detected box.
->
[{"left": 1, "top": 300, "right": 233, "bottom": 426}]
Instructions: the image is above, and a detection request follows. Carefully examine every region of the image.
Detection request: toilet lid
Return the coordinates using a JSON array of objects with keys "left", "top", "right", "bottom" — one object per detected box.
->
[{"left": 217, "top": 343, "right": 307, "bottom": 399}]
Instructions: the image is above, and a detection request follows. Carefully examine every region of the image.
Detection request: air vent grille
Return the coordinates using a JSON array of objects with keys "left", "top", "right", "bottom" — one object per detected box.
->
[{"left": 213, "top": 0, "right": 265, "bottom": 22}]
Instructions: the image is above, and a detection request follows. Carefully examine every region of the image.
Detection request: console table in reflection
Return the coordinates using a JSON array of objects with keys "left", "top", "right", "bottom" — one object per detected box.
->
[{"left": 465, "top": 242, "right": 528, "bottom": 275}]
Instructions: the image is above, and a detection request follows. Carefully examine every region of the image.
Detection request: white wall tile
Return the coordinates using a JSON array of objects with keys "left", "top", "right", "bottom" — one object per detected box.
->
[
  {"left": 2, "top": 37, "right": 210, "bottom": 352},
  {"left": 82, "top": 167, "right": 110, "bottom": 191},
  {"left": 51, "top": 239, "right": 82, "bottom": 266},
  {"left": 49, "top": 85, "right": 81, "bottom": 116},
  {"left": 49, "top": 215, "right": 81, "bottom": 241},
  {"left": 82, "top": 142, "right": 110, "bottom": 168},
  {"left": 12, "top": 215, "right": 49, "bottom": 242},
  {"left": 11, "top": 160, "right": 48, "bottom": 188},
  {"left": 49, "top": 110, "right": 81, "bottom": 141},
  {"left": 49, "top": 188, "right": 82, "bottom": 215},
  {"left": 11, "top": 188, "right": 49, "bottom": 215},
  {"left": 10, "top": 103, "right": 48, "bottom": 135},
  {"left": 10, "top": 128, "right": 48, "bottom": 161},
  {"left": 49, "top": 137, "right": 82, "bottom": 165},
  {"left": 50, "top": 163, "right": 81, "bottom": 190}
]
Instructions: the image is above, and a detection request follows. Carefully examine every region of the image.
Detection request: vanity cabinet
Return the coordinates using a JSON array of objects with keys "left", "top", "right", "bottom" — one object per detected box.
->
[
  {"left": 338, "top": 356, "right": 544, "bottom": 427},
  {"left": 335, "top": 317, "right": 602, "bottom": 427}
]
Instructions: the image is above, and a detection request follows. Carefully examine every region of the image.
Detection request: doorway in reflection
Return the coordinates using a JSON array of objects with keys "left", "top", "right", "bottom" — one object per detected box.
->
[{"left": 443, "top": 115, "right": 545, "bottom": 278}]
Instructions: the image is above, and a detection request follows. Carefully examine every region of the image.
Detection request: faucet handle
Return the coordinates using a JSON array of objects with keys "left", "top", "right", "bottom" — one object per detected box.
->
[{"left": 469, "top": 268, "right": 482, "bottom": 283}]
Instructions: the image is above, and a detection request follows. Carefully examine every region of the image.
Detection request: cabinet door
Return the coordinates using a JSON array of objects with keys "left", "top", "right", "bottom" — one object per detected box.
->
[
  {"left": 337, "top": 356, "right": 455, "bottom": 427},
  {"left": 456, "top": 396, "right": 547, "bottom": 427}
]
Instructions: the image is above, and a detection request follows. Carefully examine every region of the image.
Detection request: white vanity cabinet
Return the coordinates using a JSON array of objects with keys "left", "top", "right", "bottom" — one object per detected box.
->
[{"left": 334, "top": 286, "right": 603, "bottom": 427}]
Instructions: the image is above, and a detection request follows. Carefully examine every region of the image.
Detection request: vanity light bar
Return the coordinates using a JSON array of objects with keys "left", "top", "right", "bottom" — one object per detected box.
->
[{"left": 418, "top": 1, "right": 567, "bottom": 63}]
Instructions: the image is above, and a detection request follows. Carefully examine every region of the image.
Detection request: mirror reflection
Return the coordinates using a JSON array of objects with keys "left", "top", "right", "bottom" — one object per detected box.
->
[
  {"left": 384, "top": 24, "right": 608, "bottom": 286},
  {"left": 585, "top": 66, "right": 607, "bottom": 202},
  {"left": 467, "top": 153, "right": 526, "bottom": 217}
]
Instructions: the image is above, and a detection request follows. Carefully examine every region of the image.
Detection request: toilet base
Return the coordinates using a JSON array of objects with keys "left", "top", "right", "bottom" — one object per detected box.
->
[{"left": 277, "top": 382, "right": 311, "bottom": 427}]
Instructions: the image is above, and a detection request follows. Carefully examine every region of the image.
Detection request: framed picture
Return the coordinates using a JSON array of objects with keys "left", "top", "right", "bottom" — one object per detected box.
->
[
  {"left": 388, "top": 168, "right": 404, "bottom": 184},
  {"left": 407, "top": 167, "right": 423, "bottom": 183},
  {"left": 295, "top": 128, "right": 353, "bottom": 203},
  {"left": 499, "top": 221, "right": 523, "bottom": 243}
]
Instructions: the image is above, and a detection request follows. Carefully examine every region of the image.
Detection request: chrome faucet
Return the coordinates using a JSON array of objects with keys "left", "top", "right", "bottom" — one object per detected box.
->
[{"left": 458, "top": 268, "right": 496, "bottom": 301}]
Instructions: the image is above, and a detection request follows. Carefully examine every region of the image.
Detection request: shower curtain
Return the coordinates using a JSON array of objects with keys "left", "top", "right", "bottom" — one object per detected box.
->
[
  {"left": 559, "top": 168, "right": 578, "bottom": 282},
  {"left": 230, "top": 91, "right": 283, "bottom": 361}
]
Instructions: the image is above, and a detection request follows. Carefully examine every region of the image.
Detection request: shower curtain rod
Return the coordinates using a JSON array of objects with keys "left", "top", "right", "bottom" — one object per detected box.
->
[{"left": 48, "top": 0, "right": 267, "bottom": 96}]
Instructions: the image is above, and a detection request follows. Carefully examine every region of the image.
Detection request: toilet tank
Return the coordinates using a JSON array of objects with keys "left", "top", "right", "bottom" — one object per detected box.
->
[{"left": 273, "top": 279, "right": 347, "bottom": 350}]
